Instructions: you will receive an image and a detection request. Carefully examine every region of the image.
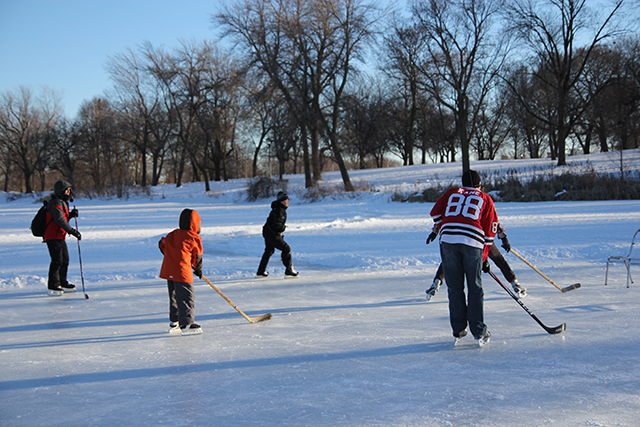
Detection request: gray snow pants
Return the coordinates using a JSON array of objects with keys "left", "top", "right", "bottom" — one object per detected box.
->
[{"left": 167, "top": 280, "right": 195, "bottom": 327}]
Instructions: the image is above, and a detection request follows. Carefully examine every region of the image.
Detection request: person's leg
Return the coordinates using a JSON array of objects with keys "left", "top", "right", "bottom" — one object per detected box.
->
[
  {"left": 489, "top": 244, "right": 516, "bottom": 283},
  {"left": 271, "top": 234, "right": 292, "bottom": 269},
  {"left": 489, "top": 244, "right": 526, "bottom": 296},
  {"left": 174, "top": 281, "right": 195, "bottom": 326},
  {"left": 440, "top": 243, "right": 467, "bottom": 336},
  {"left": 257, "top": 237, "right": 275, "bottom": 275},
  {"left": 425, "top": 263, "right": 444, "bottom": 300},
  {"left": 462, "top": 245, "right": 488, "bottom": 339},
  {"left": 46, "top": 240, "right": 65, "bottom": 289},
  {"left": 435, "top": 263, "right": 445, "bottom": 282},
  {"left": 167, "top": 280, "right": 179, "bottom": 324},
  {"left": 59, "top": 241, "right": 71, "bottom": 287}
]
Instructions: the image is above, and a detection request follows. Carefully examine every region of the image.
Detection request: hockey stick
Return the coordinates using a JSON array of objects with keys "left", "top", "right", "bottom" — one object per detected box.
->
[
  {"left": 488, "top": 270, "right": 565, "bottom": 334},
  {"left": 73, "top": 207, "right": 89, "bottom": 299},
  {"left": 202, "top": 275, "right": 272, "bottom": 323},
  {"left": 510, "top": 248, "right": 581, "bottom": 293}
]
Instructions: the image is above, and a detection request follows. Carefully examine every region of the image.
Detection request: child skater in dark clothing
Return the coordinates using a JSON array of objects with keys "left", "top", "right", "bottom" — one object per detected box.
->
[
  {"left": 159, "top": 209, "right": 204, "bottom": 335},
  {"left": 257, "top": 191, "right": 299, "bottom": 277}
]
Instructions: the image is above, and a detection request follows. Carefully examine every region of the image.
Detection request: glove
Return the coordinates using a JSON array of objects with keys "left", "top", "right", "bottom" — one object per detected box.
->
[
  {"left": 70, "top": 229, "right": 82, "bottom": 241},
  {"left": 194, "top": 269, "right": 202, "bottom": 279},
  {"left": 69, "top": 208, "right": 79, "bottom": 218},
  {"left": 482, "top": 259, "right": 490, "bottom": 273},
  {"left": 501, "top": 236, "right": 511, "bottom": 252},
  {"left": 426, "top": 231, "right": 438, "bottom": 244}
]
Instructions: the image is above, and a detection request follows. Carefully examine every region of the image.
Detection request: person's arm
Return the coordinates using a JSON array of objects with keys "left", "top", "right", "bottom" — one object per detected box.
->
[{"left": 49, "top": 199, "right": 79, "bottom": 239}]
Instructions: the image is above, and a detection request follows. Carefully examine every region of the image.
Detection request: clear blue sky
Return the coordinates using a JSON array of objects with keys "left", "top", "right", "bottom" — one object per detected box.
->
[{"left": 0, "top": 0, "right": 226, "bottom": 118}]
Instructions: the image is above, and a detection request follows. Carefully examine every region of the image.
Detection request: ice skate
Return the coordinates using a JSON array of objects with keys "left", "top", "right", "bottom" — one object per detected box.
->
[
  {"left": 285, "top": 268, "right": 299, "bottom": 277},
  {"left": 425, "top": 278, "right": 442, "bottom": 301},
  {"left": 47, "top": 286, "right": 64, "bottom": 297},
  {"left": 181, "top": 323, "right": 203, "bottom": 336},
  {"left": 510, "top": 280, "right": 527, "bottom": 299},
  {"left": 477, "top": 331, "right": 491, "bottom": 347},
  {"left": 60, "top": 283, "right": 76, "bottom": 293}
]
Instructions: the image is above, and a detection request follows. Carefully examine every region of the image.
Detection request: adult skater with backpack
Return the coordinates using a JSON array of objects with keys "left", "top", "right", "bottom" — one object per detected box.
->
[
  {"left": 430, "top": 170, "right": 498, "bottom": 346},
  {"left": 159, "top": 209, "right": 204, "bottom": 335},
  {"left": 425, "top": 222, "right": 527, "bottom": 300},
  {"left": 42, "top": 180, "right": 81, "bottom": 296},
  {"left": 256, "top": 191, "right": 299, "bottom": 277}
]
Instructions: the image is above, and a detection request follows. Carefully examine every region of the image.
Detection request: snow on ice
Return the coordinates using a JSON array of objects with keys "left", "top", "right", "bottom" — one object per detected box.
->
[{"left": 1, "top": 151, "right": 639, "bottom": 426}]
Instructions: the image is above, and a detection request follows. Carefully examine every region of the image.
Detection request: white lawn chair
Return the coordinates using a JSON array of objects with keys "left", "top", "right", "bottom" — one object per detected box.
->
[{"left": 605, "top": 229, "right": 640, "bottom": 288}]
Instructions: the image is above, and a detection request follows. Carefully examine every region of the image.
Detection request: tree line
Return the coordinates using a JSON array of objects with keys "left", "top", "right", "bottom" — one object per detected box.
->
[{"left": 1, "top": 0, "right": 638, "bottom": 194}]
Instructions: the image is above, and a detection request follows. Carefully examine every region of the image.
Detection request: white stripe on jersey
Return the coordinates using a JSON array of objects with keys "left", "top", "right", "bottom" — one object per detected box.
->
[{"left": 439, "top": 222, "right": 494, "bottom": 250}]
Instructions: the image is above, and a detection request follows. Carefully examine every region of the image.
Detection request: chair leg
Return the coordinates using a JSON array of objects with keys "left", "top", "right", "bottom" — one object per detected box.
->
[
  {"left": 626, "top": 260, "right": 632, "bottom": 288},
  {"left": 605, "top": 260, "right": 611, "bottom": 286}
]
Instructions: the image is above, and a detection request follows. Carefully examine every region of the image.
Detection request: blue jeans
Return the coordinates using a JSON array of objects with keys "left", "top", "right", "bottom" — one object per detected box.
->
[{"left": 440, "top": 242, "right": 488, "bottom": 339}]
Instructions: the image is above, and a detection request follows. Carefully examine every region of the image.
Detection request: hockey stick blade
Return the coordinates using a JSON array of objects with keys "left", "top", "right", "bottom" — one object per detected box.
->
[
  {"left": 561, "top": 283, "right": 581, "bottom": 293},
  {"left": 250, "top": 313, "right": 272, "bottom": 323},
  {"left": 202, "top": 275, "right": 272, "bottom": 324},
  {"left": 543, "top": 322, "right": 566, "bottom": 334},
  {"left": 489, "top": 271, "right": 566, "bottom": 335}
]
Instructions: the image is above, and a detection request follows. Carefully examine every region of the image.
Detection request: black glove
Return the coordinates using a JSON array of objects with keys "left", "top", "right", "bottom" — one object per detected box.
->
[
  {"left": 70, "top": 229, "right": 82, "bottom": 241},
  {"left": 501, "top": 236, "right": 511, "bottom": 252},
  {"left": 69, "top": 208, "right": 79, "bottom": 218},
  {"left": 426, "top": 231, "right": 438, "bottom": 244},
  {"left": 482, "top": 259, "right": 490, "bottom": 273}
]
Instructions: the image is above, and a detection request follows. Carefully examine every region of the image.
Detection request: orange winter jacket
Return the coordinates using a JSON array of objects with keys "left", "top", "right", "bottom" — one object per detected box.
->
[{"left": 159, "top": 209, "right": 203, "bottom": 283}]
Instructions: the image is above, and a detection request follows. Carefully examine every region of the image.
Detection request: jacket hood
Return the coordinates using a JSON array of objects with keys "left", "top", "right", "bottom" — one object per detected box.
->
[
  {"left": 54, "top": 180, "right": 72, "bottom": 199},
  {"left": 179, "top": 209, "right": 201, "bottom": 233}
]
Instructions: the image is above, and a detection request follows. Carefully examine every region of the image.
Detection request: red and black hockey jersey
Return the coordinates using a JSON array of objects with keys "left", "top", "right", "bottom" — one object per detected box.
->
[{"left": 430, "top": 187, "right": 499, "bottom": 261}]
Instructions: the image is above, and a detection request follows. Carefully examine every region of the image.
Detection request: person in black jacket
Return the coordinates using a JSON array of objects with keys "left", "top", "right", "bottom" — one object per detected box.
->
[
  {"left": 257, "top": 191, "right": 298, "bottom": 277},
  {"left": 44, "top": 180, "right": 81, "bottom": 296}
]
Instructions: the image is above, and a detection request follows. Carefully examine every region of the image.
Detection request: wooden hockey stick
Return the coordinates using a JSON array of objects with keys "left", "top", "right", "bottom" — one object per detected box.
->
[
  {"left": 202, "top": 275, "right": 272, "bottom": 323},
  {"left": 510, "top": 248, "right": 580, "bottom": 293}
]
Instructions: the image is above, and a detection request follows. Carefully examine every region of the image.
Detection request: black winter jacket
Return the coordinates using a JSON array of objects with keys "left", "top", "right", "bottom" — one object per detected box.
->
[{"left": 263, "top": 200, "right": 287, "bottom": 236}]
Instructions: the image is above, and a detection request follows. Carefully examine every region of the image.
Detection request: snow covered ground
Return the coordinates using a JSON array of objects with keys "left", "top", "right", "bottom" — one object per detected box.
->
[{"left": 1, "top": 150, "right": 640, "bottom": 426}]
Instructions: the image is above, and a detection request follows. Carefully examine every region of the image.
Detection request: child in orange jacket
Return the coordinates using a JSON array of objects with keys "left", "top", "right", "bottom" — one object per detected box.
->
[{"left": 159, "top": 209, "right": 204, "bottom": 335}]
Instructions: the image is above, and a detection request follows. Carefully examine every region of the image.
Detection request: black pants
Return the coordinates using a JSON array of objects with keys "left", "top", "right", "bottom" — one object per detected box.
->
[
  {"left": 167, "top": 280, "right": 195, "bottom": 327},
  {"left": 46, "top": 239, "right": 69, "bottom": 289},
  {"left": 257, "top": 231, "right": 292, "bottom": 274},
  {"left": 435, "top": 244, "right": 516, "bottom": 283}
]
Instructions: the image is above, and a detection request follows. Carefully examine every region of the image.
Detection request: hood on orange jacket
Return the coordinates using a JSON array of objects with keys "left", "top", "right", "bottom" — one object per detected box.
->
[
  {"left": 159, "top": 209, "right": 203, "bottom": 283},
  {"left": 180, "top": 208, "right": 201, "bottom": 233}
]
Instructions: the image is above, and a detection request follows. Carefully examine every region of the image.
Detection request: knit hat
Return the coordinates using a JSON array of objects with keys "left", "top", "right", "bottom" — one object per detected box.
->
[
  {"left": 276, "top": 191, "right": 289, "bottom": 202},
  {"left": 462, "top": 170, "right": 482, "bottom": 188}
]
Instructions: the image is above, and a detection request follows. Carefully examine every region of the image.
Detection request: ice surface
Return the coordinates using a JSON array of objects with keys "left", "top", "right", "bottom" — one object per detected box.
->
[{"left": 1, "top": 151, "right": 640, "bottom": 426}]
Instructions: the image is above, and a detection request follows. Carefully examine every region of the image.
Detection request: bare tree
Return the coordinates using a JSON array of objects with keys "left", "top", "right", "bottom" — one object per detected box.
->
[
  {"left": 412, "top": 0, "right": 507, "bottom": 173},
  {"left": 382, "top": 22, "right": 425, "bottom": 165},
  {"left": 504, "top": 0, "right": 625, "bottom": 165},
  {"left": 75, "top": 98, "right": 123, "bottom": 191},
  {"left": 0, "top": 86, "right": 62, "bottom": 193},
  {"left": 217, "top": 0, "right": 381, "bottom": 191},
  {"left": 106, "top": 47, "right": 170, "bottom": 187}
]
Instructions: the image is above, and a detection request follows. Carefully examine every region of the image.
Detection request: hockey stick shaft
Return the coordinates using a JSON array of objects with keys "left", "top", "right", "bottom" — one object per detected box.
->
[
  {"left": 488, "top": 270, "right": 565, "bottom": 334},
  {"left": 73, "top": 209, "right": 89, "bottom": 299},
  {"left": 202, "top": 275, "right": 271, "bottom": 323},
  {"left": 510, "top": 248, "right": 580, "bottom": 292}
]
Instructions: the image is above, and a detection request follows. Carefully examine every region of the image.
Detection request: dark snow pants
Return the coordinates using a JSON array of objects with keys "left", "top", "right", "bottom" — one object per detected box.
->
[
  {"left": 167, "top": 280, "right": 195, "bottom": 327},
  {"left": 46, "top": 239, "right": 69, "bottom": 289},
  {"left": 257, "top": 231, "right": 292, "bottom": 274}
]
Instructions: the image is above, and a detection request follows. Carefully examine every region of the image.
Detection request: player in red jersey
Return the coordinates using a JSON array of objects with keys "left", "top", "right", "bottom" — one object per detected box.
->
[{"left": 430, "top": 170, "right": 498, "bottom": 346}]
